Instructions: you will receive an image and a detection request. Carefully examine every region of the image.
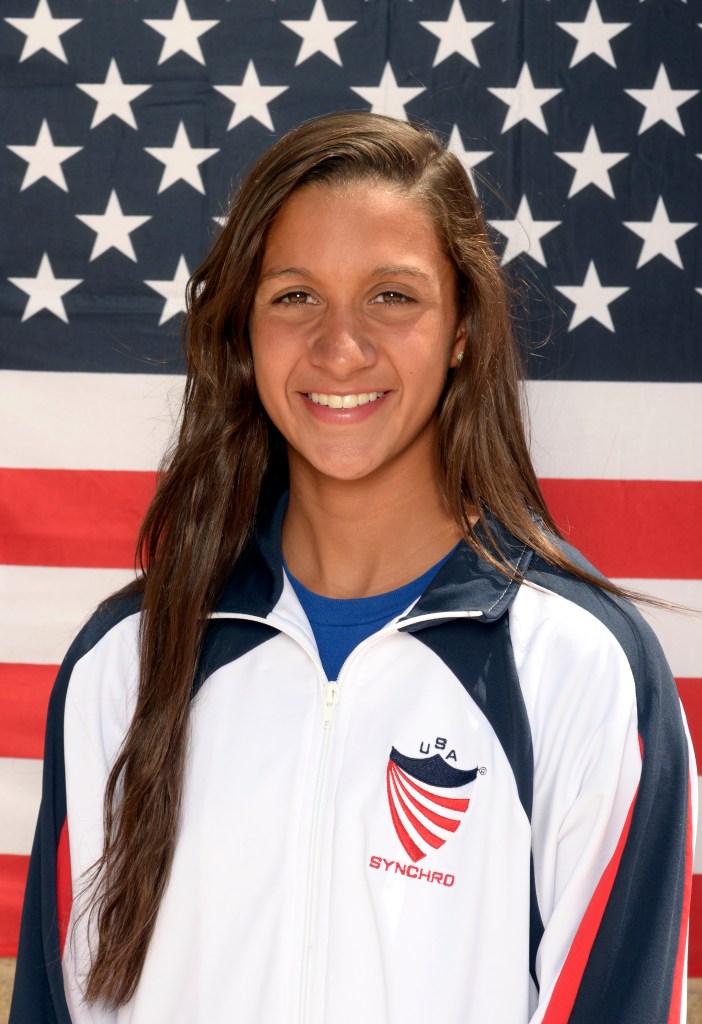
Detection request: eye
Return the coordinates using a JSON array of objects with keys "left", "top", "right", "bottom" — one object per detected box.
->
[
  {"left": 275, "top": 290, "right": 317, "bottom": 306},
  {"left": 370, "top": 290, "right": 413, "bottom": 306}
]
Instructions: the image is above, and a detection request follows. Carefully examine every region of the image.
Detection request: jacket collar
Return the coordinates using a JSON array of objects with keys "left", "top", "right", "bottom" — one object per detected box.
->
[
  {"left": 215, "top": 492, "right": 532, "bottom": 624},
  {"left": 402, "top": 523, "right": 532, "bottom": 624}
]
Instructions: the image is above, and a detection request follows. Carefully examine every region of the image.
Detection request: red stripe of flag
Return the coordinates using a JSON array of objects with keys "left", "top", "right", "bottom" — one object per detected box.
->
[
  {"left": 540, "top": 479, "right": 702, "bottom": 579},
  {"left": 0, "top": 467, "right": 156, "bottom": 569},
  {"left": 0, "top": 854, "right": 29, "bottom": 957},
  {"left": 675, "top": 680, "right": 702, "bottom": 758},
  {"left": 1, "top": 471, "right": 700, "bottom": 578},
  {"left": 690, "top": 878, "right": 702, "bottom": 977},
  {"left": 0, "top": 663, "right": 57, "bottom": 759}
]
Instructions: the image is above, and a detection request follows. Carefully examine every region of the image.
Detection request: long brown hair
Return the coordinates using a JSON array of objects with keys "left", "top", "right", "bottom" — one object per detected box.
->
[{"left": 82, "top": 111, "right": 637, "bottom": 1005}]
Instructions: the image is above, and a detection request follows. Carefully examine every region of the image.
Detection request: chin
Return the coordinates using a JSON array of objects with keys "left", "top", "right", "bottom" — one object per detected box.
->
[
  {"left": 313, "top": 464, "right": 380, "bottom": 483},
  {"left": 297, "top": 442, "right": 384, "bottom": 480},
  {"left": 299, "top": 450, "right": 388, "bottom": 483}
]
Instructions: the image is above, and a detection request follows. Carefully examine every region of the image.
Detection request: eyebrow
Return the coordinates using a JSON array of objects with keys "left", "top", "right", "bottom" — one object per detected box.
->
[
  {"left": 258, "top": 264, "right": 432, "bottom": 283},
  {"left": 372, "top": 265, "right": 432, "bottom": 282},
  {"left": 258, "top": 266, "right": 313, "bottom": 283}
]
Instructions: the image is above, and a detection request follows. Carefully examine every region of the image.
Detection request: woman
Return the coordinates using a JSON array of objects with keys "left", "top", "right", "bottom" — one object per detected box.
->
[{"left": 11, "top": 112, "right": 694, "bottom": 1023}]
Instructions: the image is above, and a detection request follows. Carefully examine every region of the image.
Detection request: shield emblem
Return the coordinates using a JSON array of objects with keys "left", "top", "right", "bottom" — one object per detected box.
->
[{"left": 386, "top": 747, "right": 478, "bottom": 862}]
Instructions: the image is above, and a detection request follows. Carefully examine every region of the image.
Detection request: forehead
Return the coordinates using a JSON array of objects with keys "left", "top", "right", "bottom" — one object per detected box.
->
[{"left": 260, "top": 182, "right": 449, "bottom": 272}]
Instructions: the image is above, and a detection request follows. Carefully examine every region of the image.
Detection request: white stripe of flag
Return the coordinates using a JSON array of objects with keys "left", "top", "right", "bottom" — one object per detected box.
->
[{"left": 1, "top": 372, "right": 700, "bottom": 480}]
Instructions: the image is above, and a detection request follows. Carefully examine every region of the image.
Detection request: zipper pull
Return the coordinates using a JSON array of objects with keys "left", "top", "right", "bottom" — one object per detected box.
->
[{"left": 323, "top": 682, "right": 340, "bottom": 728}]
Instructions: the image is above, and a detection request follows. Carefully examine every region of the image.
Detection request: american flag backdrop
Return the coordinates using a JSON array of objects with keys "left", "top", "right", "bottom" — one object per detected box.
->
[{"left": 0, "top": 0, "right": 701, "bottom": 974}]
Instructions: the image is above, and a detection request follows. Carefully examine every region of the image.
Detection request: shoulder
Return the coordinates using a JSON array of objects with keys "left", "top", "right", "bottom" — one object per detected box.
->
[
  {"left": 512, "top": 536, "right": 679, "bottom": 740},
  {"left": 47, "top": 587, "right": 144, "bottom": 725},
  {"left": 509, "top": 573, "right": 639, "bottom": 741},
  {"left": 524, "top": 539, "right": 671, "bottom": 687},
  {"left": 57, "top": 587, "right": 142, "bottom": 679}
]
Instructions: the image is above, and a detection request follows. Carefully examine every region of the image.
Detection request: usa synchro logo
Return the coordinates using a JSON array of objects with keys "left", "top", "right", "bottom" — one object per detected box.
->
[{"left": 385, "top": 745, "right": 480, "bottom": 863}]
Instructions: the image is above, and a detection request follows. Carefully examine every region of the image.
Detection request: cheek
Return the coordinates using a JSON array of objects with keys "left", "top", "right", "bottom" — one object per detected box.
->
[
  {"left": 250, "top": 339, "right": 275, "bottom": 407},
  {"left": 250, "top": 344, "right": 294, "bottom": 438},
  {"left": 407, "top": 320, "right": 456, "bottom": 375},
  {"left": 251, "top": 358, "right": 276, "bottom": 412},
  {"left": 250, "top": 315, "right": 298, "bottom": 369},
  {"left": 250, "top": 318, "right": 276, "bottom": 372}
]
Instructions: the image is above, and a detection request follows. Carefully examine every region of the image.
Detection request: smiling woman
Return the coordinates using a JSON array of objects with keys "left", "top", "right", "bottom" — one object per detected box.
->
[{"left": 10, "top": 113, "right": 695, "bottom": 1024}]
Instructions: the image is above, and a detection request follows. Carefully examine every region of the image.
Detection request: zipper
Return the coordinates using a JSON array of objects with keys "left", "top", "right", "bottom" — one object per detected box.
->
[
  {"left": 323, "top": 681, "right": 340, "bottom": 727},
  {"left": 298, "top": 680, "right": 340, "bottom": 1024},
  {"left": 207, "top": 612, "right": 337, "bottom": 1024}
]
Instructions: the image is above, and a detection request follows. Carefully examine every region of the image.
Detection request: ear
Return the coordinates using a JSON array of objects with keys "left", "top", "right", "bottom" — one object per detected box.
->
[{"left": 449, "top": 321, "right": 467, "bottom": 368}]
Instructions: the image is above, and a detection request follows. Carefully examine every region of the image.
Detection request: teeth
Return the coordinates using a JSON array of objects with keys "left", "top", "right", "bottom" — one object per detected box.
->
[{"left": 308, "top": 392, "right": 384, "bottom": 408}]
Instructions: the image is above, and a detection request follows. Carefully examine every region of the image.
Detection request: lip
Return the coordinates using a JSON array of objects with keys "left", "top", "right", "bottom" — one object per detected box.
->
[{"left": 298, "top": 391, "right": 389, "bottom": 423}]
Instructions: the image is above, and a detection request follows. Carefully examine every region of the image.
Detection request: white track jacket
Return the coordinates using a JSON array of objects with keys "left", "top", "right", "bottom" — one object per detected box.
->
[{"left": 10, "top": 503, "right": 696, "bottom": 1023}]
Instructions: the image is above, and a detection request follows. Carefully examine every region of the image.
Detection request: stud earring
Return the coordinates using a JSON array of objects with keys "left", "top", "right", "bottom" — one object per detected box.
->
[{"left": 456, "top": 351, "right": 464, "bottom": 364}]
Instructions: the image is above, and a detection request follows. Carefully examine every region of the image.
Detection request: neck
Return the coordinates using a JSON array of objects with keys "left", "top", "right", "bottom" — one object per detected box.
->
[{"left": 282, "top": 453, "right": 461, "bottom": 599}]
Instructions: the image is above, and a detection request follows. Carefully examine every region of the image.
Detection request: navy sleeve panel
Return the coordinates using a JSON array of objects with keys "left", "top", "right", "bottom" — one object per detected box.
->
[
  {"left": 9, "top": 594, "right": 142, "bottom": 1024},
  {"left": 411, "top": 616, "right": 544, "bottom": 987},
  {"left": 529, "top": 555, "right": 691, "bottom": 1024},
  {"left": 412, "top": 617, "right": 534, "bottom": 820},
  {"left": 192, "top": 618, "right": 280, "bottom": 698}
]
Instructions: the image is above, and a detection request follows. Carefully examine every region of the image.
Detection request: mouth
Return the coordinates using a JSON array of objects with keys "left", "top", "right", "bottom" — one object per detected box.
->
[{"left": 306, "top": 391, "right": 385, "bottom": 409}]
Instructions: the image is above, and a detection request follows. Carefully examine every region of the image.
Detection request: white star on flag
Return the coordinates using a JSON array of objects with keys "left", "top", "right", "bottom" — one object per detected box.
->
[
  {"left": 626, "top": 64, "right": 699, "bottom": 135},
  {"left": 8, "top": 252, "right": 82, "bottom": 323},
  {"left": 77, "top": 59, "right": 151, "bottom": 130},
  {"left": 419, "top": 0, "right": 493, "bottom": 68},
  {"left": 7, "top": 119, "right": 81, "bottom": 192},
  {"left": 488, "top": 63, "right": 561, "bottom": 134},
  {"left": 281, "top": 0, "right": 355, "bottom": 67},
  {"left": 214, "top": 62, "right": 289, "bottom": 131},
  {"left": 490, "top": 195, "right": 561, "bottom": 266},
  {"left": 351, "top": 63, "right": 424, "bottom": 120},
  {"left": 145, "top": 122, "right": 218, "bottom": 195},
  {"left": 447, "top": 126, "right": 492, "bottom": 191},
  {"left": 556, "top": 0, "right": 630, "bottom": 69},
  {"left": 76, "top": 191, "right": 151, "bottom": 262},
  {"left": 556, "top": 261, "right": 629, "bottom": 332},
  {"left": 623, "top": 196, "right": 697, "bottom": 269},
  {"left": 5, "top": 0, "right": 80, "bottom": 63},
  {"left": 556, "top": 125, "right": 628, "bottom": 199},
  {"left": 145, "top": 255, "right": 190, "bottom": 326},
  {"left": 144, "top": 0, "right": 218, "bottom": 66}
]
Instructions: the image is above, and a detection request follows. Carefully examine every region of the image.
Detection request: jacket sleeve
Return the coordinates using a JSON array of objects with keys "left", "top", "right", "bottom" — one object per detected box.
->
[
  {"left": 9, "top": 595, "right": 140, "bottom": 1024},
  {"left": 9, "top": 653, "right": 75, "bottom": 1024},
  {"left": 514, "top": 584, "right": 695, "bottom": 1024}
]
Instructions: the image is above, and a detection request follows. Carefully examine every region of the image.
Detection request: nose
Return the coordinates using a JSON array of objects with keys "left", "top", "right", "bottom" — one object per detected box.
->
[{"left": 309, "top": 305, "right": 377, "bottom": 376}]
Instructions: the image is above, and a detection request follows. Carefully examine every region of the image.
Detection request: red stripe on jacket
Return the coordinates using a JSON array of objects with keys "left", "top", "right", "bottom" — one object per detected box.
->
[
  {"left": 540, "top": 774, "right": 640, "bottom": 1022},
  {"left": 667, "top": 777, "right": 694, "bottom": 1024},
  {"left": 57, "top": 819, "right": 72, "bottom": 959}
]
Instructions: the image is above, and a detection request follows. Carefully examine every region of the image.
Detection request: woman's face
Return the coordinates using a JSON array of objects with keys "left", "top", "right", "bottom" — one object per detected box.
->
[{"left": 249, "top": 181, "right": 465, "bottom": 487}]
